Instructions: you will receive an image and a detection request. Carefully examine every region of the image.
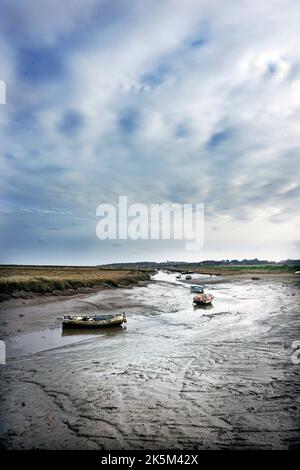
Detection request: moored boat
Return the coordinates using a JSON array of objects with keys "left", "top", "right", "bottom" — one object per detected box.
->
[
  {"left": 193, "top": 293, "right": 214, "bottom": 305},
  {"left": 62, "top": 313, "right": 127, "bottom": 328},
  {"left": 185, "top": 275, "right": 192, "bottom": 280},
  {"left": 176, "top": 274, "right": 181, "bottom": 279},
  {"left": 190, "top": 285, "right": 204, "bottom": 293}
]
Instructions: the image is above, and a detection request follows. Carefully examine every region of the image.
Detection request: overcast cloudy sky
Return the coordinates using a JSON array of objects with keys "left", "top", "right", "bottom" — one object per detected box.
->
[{"left": 0, "top": 0, "right": 300, "bottom": 265}]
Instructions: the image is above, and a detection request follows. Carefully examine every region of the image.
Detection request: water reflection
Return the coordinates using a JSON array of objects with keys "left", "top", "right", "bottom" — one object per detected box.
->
[
  {"left": 7, "top": 324, "right": 126, "bottom": 358},
  {"left": 193, "top": 303, "right": 214, "bottom": 311},
  {"left": 61, "top": 325, "right": 126, "bottom": 337}
]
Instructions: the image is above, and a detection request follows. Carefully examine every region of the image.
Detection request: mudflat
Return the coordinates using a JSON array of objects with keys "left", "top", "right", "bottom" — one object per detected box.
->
[{"left": 0, "top": 272, "right": 299, "bottom": 449}]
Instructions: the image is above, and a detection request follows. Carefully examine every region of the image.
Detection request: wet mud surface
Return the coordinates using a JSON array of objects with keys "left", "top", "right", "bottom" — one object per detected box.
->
[{"left": 0, "top": 272, "right": 299, "bottom": 449}]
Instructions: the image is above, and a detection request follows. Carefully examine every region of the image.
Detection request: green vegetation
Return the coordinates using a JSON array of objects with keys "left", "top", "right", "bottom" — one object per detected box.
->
[
  {"left": 191, "top": 264, "right": 300, "bottom": 275},
  {"left": 102, "top": 259, "right": 300, "bottom": 273},
  {"left": 0, "top": 266, "right": 151, "bottom": 299}
]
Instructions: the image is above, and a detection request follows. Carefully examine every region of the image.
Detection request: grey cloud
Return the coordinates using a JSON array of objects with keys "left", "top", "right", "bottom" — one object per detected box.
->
[{"left": 2, "top": 0, "right": 300, "bottom": 263}]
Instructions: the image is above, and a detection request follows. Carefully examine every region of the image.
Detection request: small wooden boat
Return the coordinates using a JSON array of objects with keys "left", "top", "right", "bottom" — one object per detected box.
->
[
  {"left": 190, "top": 285, "right": 204, "bottom": 293},
  {"left": 62, "top": 313, "right": 127, "bottom": 329},
  {"left": 193, "top": 293, "right": 214, "bottom": 305}
]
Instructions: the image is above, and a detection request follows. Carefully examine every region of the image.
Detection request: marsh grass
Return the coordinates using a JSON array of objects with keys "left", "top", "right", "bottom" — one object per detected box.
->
[{"left": 0, "top": 266, "right": 151, "bottom": 296}]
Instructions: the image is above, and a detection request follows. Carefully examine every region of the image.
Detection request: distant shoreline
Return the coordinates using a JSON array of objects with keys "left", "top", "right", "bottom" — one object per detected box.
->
[
  {"left": 183, "top": 271, "right": 300, "bottom": 285},
  {"left": 182, "top": 266, "right": 300, "bottom": 276}
]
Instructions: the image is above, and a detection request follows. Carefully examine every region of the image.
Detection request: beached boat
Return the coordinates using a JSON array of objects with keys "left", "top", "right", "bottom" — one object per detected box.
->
[
  {"left": 190, "top": 285, "right": 204, "bottom": 293},
  {"left": 185, "top": 275, "right": 192, "bottom": 280},
  {"left": 193, "top": 293, "right": 214, "bottom": 305},
  {"left": 62, "top": 313, "right": 127, "bottom": 328}
]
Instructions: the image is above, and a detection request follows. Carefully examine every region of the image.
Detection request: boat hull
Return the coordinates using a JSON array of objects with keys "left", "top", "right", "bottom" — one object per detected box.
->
[
  {"left": 62, "top": 314, "right": 126, "bottom": 329},
  {"left": 193, "top": 294, "right": 214, "bottom": 305}
]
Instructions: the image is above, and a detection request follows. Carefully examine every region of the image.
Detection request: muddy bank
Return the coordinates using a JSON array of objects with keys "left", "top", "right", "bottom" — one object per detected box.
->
[
  {"left": 0, "top": 282, "right": 149, "bottom": 339},
  {"left": 0, "top": 272, "right": 299, "bottom": 449}
]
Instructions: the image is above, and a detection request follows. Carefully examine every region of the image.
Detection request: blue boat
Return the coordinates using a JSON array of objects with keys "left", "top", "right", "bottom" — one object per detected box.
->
[{"left": 190, "top": 285, "right": 204, "bottom": 293}]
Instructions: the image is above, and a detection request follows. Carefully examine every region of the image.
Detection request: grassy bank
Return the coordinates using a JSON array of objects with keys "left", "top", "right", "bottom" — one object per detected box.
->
[
  {"left": 190, "top": 264, "right": 300, "bottom": 275},
  {"left": 0, "top": 266, "right": 152, "bottom": 300}
]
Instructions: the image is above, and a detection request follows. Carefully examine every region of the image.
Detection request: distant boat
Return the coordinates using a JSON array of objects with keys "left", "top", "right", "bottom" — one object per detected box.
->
[
  {"left": 185, "top": 275, "right": 192, "bottom": 280},
  {"left": 193, "top": 293, "right": 214, "bottom": 305},
  {"left": 176, "top": 274, "right": 181, "bottom": 279},
  {"left": 190, "top": 285, "right": 204, "bottom": 293},
  {"left": 62, "top": 313, "right": 127, "bottom": 328}
]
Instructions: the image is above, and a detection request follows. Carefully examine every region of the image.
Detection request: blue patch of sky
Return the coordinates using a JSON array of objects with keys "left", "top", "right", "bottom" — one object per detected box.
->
[
  {"left": 4, "top": 0, "right": 137, "bottom": 91},
  {"left": 1, "top": 0, "right": 126, "bottom": 48},
  {"left": 141, "top": 64, "right": 171, "bottom": 88},
  {"left": 8, "top": 107, "right": 39, "bottom": 136},
  {"left": 17, "top": 46, "right": 65, "bottom": 83},
  {"left": 174, "top": 122, "right": 191, "bottom": 139},
  {"left": 58, "top": 110, "right": 84, "bottom": 136},
  {"left": 267, "top": 63, "right": 278, "bottom": 75},
  {"left": 140, "top": 29, "right": 209, "bottom": 91},
  {"left": 4, "top": 153, "right": 15, "bottom": 161},
  {"left": 118, "top": 108, "right": 140, "bottom": 134},
  {"left": 189, "top": 37, "right": 207, "bottom": 49},
  {"left": 207, "top": 128, "right": 233, "bottom": 149},
  {"left": 186, "top": 20, "right": 210, "bottom": 50},
  {"left": 164, "top": 183, "right": 199, "bottom": 202}
]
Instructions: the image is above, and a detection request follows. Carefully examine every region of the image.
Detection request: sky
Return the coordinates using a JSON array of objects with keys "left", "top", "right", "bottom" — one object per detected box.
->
[{"left": 0, "top": 0, "right": 300, "bottom": 265}]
